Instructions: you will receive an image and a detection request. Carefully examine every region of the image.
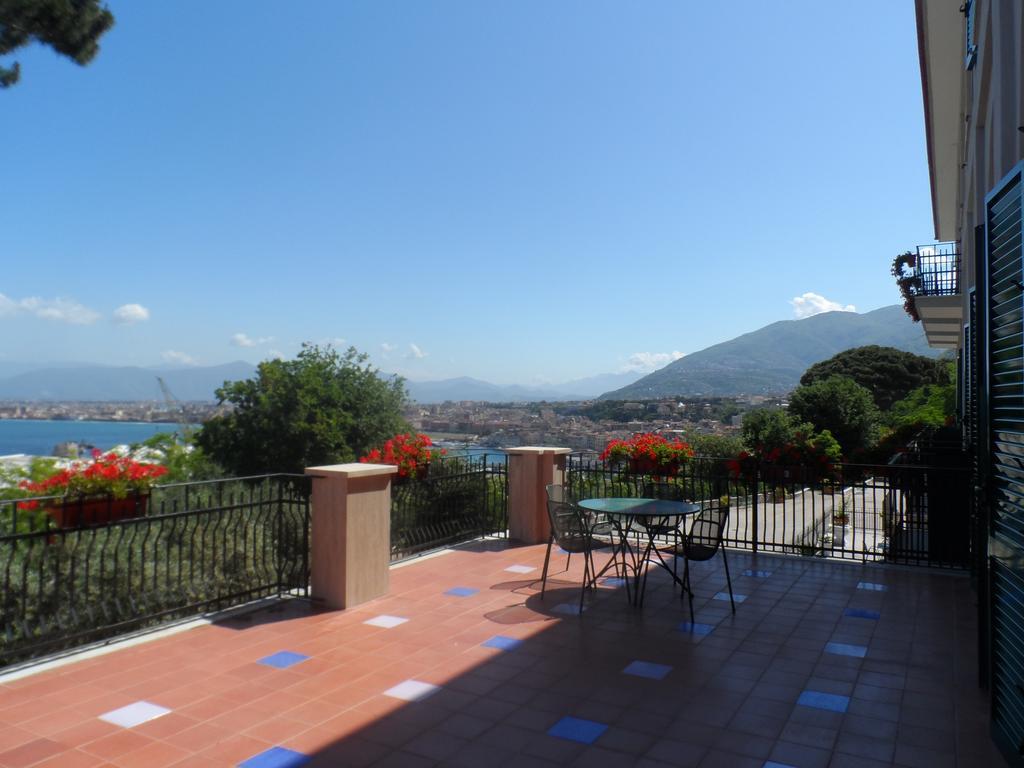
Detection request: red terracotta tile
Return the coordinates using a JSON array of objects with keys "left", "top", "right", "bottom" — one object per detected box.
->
[
  {"left": 79, "top": 730, "right": 152, "bottom": 762},
  {"left": 0, "top": 738, "right": 67, "bottom": 768}
]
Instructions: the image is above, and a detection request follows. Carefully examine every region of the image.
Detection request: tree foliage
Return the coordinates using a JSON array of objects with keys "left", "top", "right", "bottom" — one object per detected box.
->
[
  {"left": 0, "top": 0, "right": 114, "bottom": 87},
  {"left": 740, "top": 408, "right": 798, "bottom": 452},
  {"left": 196, "top": 345, "right": 410, "bottom": 476},
  {"left": 799, "top": 345, "right": 948, "bottom": 411},
  {"left": 887, "top": 362, "right": 956, "bottom": 429},
  {"left": 788, "top": 375, "right": 880, "bottom": 455}
]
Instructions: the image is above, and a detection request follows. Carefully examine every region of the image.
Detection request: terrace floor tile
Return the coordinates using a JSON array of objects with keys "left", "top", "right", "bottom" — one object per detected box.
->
[{"left": 0, "top": 543, "right": 1008, "bottom": 768}]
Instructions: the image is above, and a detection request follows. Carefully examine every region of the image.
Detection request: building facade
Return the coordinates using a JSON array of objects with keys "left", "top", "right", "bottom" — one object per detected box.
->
[{"left": 917, "top": 1, "right": 1024, "bottom": 763}]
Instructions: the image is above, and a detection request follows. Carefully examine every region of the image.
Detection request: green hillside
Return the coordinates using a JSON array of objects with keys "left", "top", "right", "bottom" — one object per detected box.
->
[{"left": 601, "top": 305, "right": 941, "bottom": 399}]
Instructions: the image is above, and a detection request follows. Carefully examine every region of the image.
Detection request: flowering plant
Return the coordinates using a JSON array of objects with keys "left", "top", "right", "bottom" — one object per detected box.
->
[
  {"left": 727, "top": 429, "right": 840, "bottom": 482},
  {"left": 892, "top": 250, "right": 921, "bottom": 322},
  {"left": 359, "top": 433, "right": 446, "bottom": 478},
  {"left": 600, "top": 433, "right": 695, "bottom": 475},
  {"left": 18, "top": 451, "right": 168, "bottom": 509}
]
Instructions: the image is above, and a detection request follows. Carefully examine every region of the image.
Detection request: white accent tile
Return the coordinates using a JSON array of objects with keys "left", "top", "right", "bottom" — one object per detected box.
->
[
  {"left": 99, "top": 701, "right": 171, "bottom": 728},
  {"left": 383, "top": 679, "right": 441, "bottom": 702},
  {"left": 857, "top": 581, "right": 888, "bottom": 592},
  {"left": 364, "top": 615, "right": 408, "bottom": 629},
  {"left": 505, "top": 565, "right": 535, "bottom": 574},
  {"left": 713, "top": 592, "right": 746, "bottom": 603}
]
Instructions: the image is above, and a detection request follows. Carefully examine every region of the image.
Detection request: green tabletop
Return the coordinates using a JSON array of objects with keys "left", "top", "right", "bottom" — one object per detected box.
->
[{"left": 577, "top": 497, "right": 700, "bottom": 518}]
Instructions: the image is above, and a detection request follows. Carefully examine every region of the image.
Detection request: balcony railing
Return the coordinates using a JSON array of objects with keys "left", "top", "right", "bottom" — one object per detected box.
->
[
  {"left": 390, "top": 453, "right": 508, "bottom": 561},
  {"left": 913, "top": 241, "right": 960, "bottom": 296},
  {"left": 0, "top": 474, "right": 311, "bottom": 666},
  {"left": 566, "top": 453, "right": 971, "bottom": 569}
]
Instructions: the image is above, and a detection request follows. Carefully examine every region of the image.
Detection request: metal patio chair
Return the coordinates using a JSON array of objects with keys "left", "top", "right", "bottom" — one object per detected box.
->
[{"left": 541, "top": 484, "right": 624, "bottom": 612}]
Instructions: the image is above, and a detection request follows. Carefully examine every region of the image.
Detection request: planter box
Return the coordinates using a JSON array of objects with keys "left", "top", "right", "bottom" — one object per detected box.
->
[{"left": 46, "top": 495, "right": 149, "bottom": 529}]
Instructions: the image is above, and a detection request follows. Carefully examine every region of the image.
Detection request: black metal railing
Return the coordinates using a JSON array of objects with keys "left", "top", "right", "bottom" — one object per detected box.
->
[
  {"left": 913, "top": 241, "right": 960, "bottom": 296},
  {"left": 391, "top": 454, "right": 508, "bottom": 561},
  {"left": 0, "top": 474, "right": 310, "bottom": 667},
  {"left": 566, "top": 454, "right": 970, "bottom": 568}
]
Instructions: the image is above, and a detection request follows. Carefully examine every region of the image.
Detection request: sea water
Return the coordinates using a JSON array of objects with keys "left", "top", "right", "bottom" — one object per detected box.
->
[{"left": 0, "top": 419, "right": 181, "bottom": 457}]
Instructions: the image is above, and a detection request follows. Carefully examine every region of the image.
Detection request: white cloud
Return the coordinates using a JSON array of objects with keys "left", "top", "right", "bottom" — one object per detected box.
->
[
  {"left": 407, "top": 343, "right": 428, "bottom": 359},
  {"left": 113, "top": 303, "right": 150, "bottom": 325},
  {"left": 380, "top": 342, "right": 397, "bottom": 357},
  {"left": 621, "top": 351, "right": 686, "bottom": 373},
  {"left": 230, "top": 332, "right": 273, "bottom": 347},
  {"left": 0, "top": 293, "right": 100, "bottom": 324},
  {"left": 162, "top": 350, "right": 198, "bottom": 366},
  {"left": 266, "top": 349, "right": 284, "bottom": 360},
  {"left": 790, "top": 292, "right": 857, "bottom": 319}
]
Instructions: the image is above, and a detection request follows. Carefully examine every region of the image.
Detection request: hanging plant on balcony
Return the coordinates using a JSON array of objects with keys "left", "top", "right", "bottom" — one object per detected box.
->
[
  {"left": 600, "top": 433, "right": 695, "bottom": 476},
  {"left": 17, "top": 450, "right": 168, "bottom": 529},
  {"left": 360, "top": 433, "right": 446, "bottom": 479},
  {"left": 892, "top": 250, "right": 921, "bottom": 321}
]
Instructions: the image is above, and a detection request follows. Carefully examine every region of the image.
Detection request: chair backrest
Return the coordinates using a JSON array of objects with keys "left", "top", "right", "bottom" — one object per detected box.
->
[
  {"left": 546, "top": 483, "right": 571, "bottom": 505},
  {"left": 545, "top": 485, "right": 586, "bottom": 544},
  {"left": 684, "top": 505, "right": 729, "bottom": 561},
  {"left": 640, "top": 479, "right": 689, "bottom": 502}
]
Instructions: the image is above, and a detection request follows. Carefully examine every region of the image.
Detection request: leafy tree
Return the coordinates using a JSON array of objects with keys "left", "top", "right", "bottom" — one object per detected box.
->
[
  {"left": 887, "top": 363, "right": 956, "bottom": 429},
  {"left": 133, "top": 432, "right": 222, "bottom": 483},
  {"left": 196, "top": 344, "right": 410, "bottom": 476},
  {"left": 800, "top": 345, "right": 948, "bottom": 411},
  {"left": 788, "top": 375, "right": 880, "bottom": 455},
  {"left": 689, "top": 433, "right": 744, "bottom": 459},
  {"left": 740, "top": 408, "right": 798, "bottom": 451},
  {"left": 0, "top": 0, "right": 115, "bottom": 87}
]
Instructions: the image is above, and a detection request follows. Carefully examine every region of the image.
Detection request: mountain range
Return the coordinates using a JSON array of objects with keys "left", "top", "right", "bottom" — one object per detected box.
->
[
  {"left": 601, "top": 304, "right": 941, "bottom": 399},
  {"left": 0, "top": 305, "right": 940, "bottom": 403}
]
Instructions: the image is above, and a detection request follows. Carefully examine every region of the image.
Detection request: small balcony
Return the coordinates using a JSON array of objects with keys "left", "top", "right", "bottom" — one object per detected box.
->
[{"left": 896, "top": 242, "right": 962, "bottom": 349}]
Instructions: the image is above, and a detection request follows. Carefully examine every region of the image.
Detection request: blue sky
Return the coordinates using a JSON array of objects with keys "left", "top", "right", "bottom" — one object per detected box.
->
[{"left": 0, "top": 2, "right": 932, "bottom": 385}]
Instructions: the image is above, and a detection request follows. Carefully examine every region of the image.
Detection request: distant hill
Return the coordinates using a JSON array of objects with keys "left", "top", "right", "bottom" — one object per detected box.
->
[
  {"left": 404, "top": 370, "right": 643, "bottom": 404},
  {"left": 0, "top": 362, "right": 257, "bottom": 401},
  {"left": 601, "top": 305, "right": 942, "bottom": 400}
]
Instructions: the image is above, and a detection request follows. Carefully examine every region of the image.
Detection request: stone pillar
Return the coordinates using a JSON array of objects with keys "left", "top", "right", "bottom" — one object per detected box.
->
[
  {"left": 305, "top": 462, "right": 398, "bottom": 609},
  {"left": 507, "top": 447, "right": 572, "bottom": 545}
]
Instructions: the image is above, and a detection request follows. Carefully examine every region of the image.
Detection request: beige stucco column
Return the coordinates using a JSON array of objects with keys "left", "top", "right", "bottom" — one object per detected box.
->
[
  {"left": 507, "top": 446, "right": 572, "bottom": 545},
  {"left": 305, "top": 462, "right": 398, "bottom": 609}
]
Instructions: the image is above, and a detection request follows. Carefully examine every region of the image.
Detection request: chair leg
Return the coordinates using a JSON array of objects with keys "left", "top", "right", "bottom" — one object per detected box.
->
[
  {"left": 579, "top": 545, "right": 591, "bottom": 614},
  {"left": 565, "top": 552, "right": 572, "bottom": 573},
  {"left": 721, "top": 546, "right": 736, "bottom": 614},
  {"left": 683, "top": 557, "right": 694, "bottom": 624},
  {"left": 541, "top": 533, "right": 554, "bottom": 598}
]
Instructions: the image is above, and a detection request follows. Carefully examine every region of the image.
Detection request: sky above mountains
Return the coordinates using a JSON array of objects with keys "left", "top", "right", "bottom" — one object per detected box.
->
[{"left": 0, "top": 2, "right": 933, "bottom": 385}]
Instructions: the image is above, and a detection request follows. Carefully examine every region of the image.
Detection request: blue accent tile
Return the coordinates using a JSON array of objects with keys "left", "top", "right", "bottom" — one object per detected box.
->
[
  {"left": 445, "top": 587, "right": 479, "bottom": 597},
  {"left": 763, "top": 762, "right": 798, "bottom": 768},
  {"left": 677, "top": 621, "right": 715, "bottom": 636},
  {"left": 238, "top": 746, "right": 310, "bottom": 768},
  {"left": 623, "top": 660, "right": 672, "bottom": 680},
  {"left": 483, "top": 635, "right": 523, "bottom": 651},
  {"left": 743, "top": 569, "right": 772, "bottom": 578},
  {"left": 547, "top": 716, "right": 608, "bottom": 744},
  {"left": 797, "top": 690, "right": 850, "bottom": 713},
  {"left": 257, "top": 651, "right": 309, "bottom": 670},
  {"left": 844, "top": 608, "right": 880, "bottom": 620},
  {"left": 601, "top": 577, "right": 627, "bottom": 588},
  {"left": 825, "top": 642, "right": 867, "bottom": 658}
]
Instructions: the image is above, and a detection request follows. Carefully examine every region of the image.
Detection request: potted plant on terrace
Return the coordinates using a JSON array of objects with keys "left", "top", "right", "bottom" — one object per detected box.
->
[
  {"left": 600, "top": 433, "right": 695, "bottom": 477},
  {"left": 17, "top": 450, "right": 168, "bottom": 529},
  {"left": 360, "top": 433, "right": 446, "bottom": 480}
]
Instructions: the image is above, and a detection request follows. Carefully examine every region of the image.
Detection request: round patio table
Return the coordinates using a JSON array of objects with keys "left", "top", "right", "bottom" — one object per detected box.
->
[{"left": 577, "top": 498, "right": 700, "bottom": 606}]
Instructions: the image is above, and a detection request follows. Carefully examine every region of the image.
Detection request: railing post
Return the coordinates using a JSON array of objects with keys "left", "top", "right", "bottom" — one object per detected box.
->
[
  {"left": 751, "top": 464, "right": 760, "bottom": 553},
  {"left": 507, "top": 447, "right": 572, "bottom": 544},
  {"left": 305, "top": 462, "right": 398, "bottom": 609}
]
